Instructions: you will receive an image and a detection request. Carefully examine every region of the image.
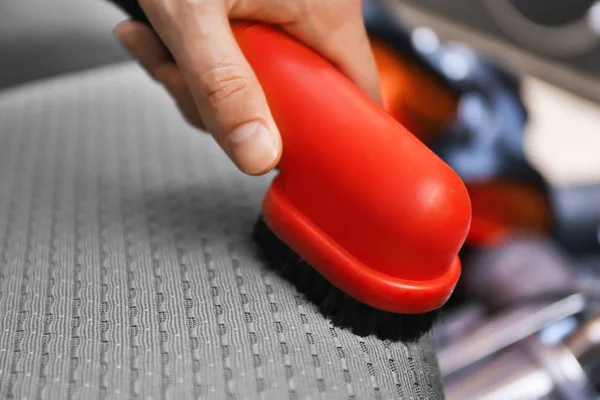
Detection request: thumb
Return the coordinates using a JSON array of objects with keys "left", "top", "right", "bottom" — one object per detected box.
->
[{"left": 139, "top": 0, "right": 281, "bottom": 175}]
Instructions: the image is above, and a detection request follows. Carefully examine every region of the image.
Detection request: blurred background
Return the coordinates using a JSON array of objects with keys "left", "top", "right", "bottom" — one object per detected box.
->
[{"left": 1, "top": 0, "right": 600, "bottom": 398}]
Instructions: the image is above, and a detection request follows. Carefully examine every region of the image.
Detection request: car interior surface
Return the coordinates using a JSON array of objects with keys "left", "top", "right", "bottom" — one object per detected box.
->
[{"left": 0, "top": 1, "right": 444, "bottom": 399}]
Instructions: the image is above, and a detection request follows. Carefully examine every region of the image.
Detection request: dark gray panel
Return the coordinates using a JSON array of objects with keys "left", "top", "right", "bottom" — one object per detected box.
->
[{"left": 0, "top": 0, "right": 130, "bottom": 89}]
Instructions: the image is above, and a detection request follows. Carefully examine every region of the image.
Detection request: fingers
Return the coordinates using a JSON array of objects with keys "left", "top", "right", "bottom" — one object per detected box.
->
[
  {"left": 117, "top": 0, "right": 377, "bottom": 176},
  {"left": 155, "top": 63, "right": 207, "bottom": 129},
  {"left": 228, "top": 0, "right": 381, "bottom": 104},
  {"left": 116, "top": 21, "right": 206, "bottom": 129},
  {"left": 322, "top": 24, "right": 381, "bottom": 105},
  {"left": 115, "top": 20, "right": 171, "bottom": 81},
  {"left": 138, "top": 0, "right": 281, "bottom": 176},
  {"left": 284, "top": 4, "right": 381, "bottom": 104}
]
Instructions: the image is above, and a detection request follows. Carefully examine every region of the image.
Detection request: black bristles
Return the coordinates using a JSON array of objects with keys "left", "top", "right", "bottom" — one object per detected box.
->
[{"left": 252, "top": 216, "right": 440, "bottom": 342}]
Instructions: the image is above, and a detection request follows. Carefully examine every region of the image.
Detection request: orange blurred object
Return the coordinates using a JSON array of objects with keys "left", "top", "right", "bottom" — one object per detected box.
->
[
  {"left": 370, "top": 38, "right": 460, "bottom": 143},
  {"left": 466, "top": 181, "right": 553, "bottom": 247}
]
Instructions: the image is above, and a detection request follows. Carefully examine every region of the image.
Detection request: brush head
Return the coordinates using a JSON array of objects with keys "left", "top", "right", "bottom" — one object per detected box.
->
[{"left": 253, "top": 216, "right": 440, "bottom": 342}]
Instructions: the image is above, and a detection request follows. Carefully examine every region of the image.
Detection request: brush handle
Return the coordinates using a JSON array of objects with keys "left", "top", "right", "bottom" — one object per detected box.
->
[
  {"left": 110, "top": 0, "right": 471, "bottom": 313},
  {"left": 111, "top": 0, "right": 151, "bottom": 26}
]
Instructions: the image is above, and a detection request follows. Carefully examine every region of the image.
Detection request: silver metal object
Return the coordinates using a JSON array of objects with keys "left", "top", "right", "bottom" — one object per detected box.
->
[
  {"left": 567, "top": 312, "right": 600, "bottom": 391},
  {"left": 445, "top": 335, "right": 596, "bottom": 400},
  {"left": 436, "top": 236, "right": 600, "bottom": 399},
  {"left": 440, "top": 301, "right": 600, "bottom": 400},
  {"left": 528, "top": 335, "right": 594, "bottom": 400},
  {"left": 438, "top": 294, "right": 587, "bottom": 377}
]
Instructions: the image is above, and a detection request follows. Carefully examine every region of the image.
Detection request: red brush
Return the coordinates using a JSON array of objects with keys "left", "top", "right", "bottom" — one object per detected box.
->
[{"left": 110, "top": 1, "right": 472, "bottom": 341}]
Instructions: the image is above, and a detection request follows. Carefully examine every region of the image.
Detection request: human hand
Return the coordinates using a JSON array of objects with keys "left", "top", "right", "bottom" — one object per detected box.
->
[{"left": 115, "top": 0, "right": 380, "bottom": 175}]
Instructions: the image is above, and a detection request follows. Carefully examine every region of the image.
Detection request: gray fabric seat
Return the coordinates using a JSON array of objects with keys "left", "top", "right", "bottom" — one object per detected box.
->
[{"left": 0, "top": 63, "right": 443, "bottom": 399}]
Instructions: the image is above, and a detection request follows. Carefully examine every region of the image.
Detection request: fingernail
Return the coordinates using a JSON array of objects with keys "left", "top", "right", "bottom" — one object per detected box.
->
[{"left": 227, "top": 122, "right": 278, "bottom": 175}]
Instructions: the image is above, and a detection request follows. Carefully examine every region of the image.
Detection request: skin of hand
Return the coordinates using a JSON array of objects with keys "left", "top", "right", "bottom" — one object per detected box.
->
[{"left": 115, "top": 0, "right": 381, "bottom": 176}]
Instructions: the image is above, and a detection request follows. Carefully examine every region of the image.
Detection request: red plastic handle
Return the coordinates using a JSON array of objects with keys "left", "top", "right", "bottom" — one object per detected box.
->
[{"left": 233, "top": 23, "right": 471, "bottom": 314}]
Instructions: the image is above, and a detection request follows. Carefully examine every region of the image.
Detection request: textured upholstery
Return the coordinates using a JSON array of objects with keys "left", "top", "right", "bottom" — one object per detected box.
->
[{"left": 0, "top": 63, "right": 444, "bottom": 399}]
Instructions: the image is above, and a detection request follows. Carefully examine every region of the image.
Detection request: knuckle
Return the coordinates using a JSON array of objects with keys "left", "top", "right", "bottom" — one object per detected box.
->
[
  {"left": 140, "top": 0, "right": 175, "bottom": 13},
  {"left": 200, "top": 64, "right": 252, "bottom": 108},
  {"left": 181, "top": 0, "right": 215, "bottom": 13},
  {"left": 292, "top": 0, "right": 309, "bottom": 18},
  {"left": 142, "top": 0, "right": 215, "bottom": 20},
  {"left": 292, "top": 0, "right": 360, "bottom": 35}
]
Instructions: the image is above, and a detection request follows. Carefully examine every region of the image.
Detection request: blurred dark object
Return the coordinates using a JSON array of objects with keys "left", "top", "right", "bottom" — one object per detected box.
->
[
  {"left": 109, "top": 0, "right": 150, "bottom": 24},
  {"left": 509, "top": 0, "right": 594, "bottom": 27},
  {"left": 383, "top": 0, "right": 600, "bottom": 104},
  {"left": 464, "top": 236, "right": 600, "bottom": 306},
  {"left": 464, "top": 237, "right": 577, "bottom": 310},
  {"left": 552, "top": 184, "right": 600, "bottom": 256}
]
